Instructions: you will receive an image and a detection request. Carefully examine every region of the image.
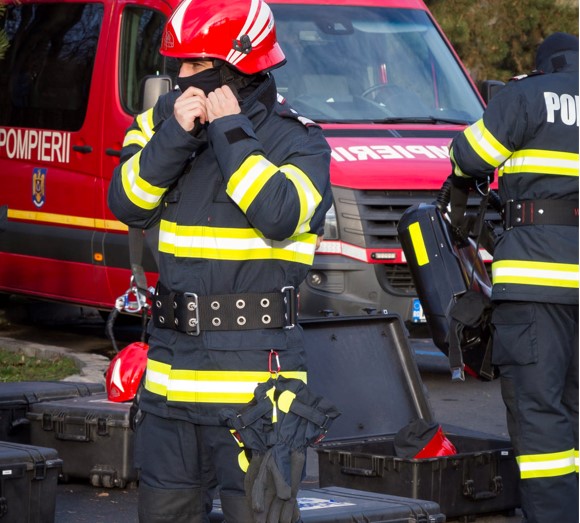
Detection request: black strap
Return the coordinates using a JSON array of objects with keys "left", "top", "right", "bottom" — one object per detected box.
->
[
  {"left": 152, "top": 288, "right": 297, "bottom": 334},
  {"left": 447, "top": 290, "right": 492, "bottom": 382},
  {"left": 504, "top": 199, "right": 579, "bottom": 229},
  {"left": 128, "top": 227, "right": 148, "bottom": 292}
]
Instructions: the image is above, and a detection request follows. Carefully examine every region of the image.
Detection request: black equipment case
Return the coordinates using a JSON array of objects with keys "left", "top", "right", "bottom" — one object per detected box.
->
[
  {"left": 209, "top": 486, "right": 445, "bottom": 522},
  {"left": 0, "top": 381, "right": 105, "bottom": 444},
  {"left": 397, "top": 202, "right": 495, "bottom": 381},
  {"left": 301, "top": 316, "right": 520, "bottom": 520},
  {"left": 26, "top": 392, "right": 137, "bottom": 488},
  {"left": 0, "top": 441, "right": 63, "bottom": 523}
]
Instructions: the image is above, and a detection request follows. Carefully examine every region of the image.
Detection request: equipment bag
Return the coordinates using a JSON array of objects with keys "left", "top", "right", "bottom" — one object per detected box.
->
[{"left": 397, "top": 180, "right": 499, "bottom": 381}]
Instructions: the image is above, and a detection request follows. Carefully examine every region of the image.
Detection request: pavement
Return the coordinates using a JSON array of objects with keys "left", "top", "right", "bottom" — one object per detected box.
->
[{"left": 0, "top": 298, "right": 523, "bottom": 522}]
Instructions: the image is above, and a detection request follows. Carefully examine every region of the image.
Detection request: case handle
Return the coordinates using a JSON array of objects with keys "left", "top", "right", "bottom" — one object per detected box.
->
[
  {"left": 340, "top": 466, "right": 379, "bottom": 477},
  {"left": 463, "top": 476, "right": 503, "bottom": 500}
]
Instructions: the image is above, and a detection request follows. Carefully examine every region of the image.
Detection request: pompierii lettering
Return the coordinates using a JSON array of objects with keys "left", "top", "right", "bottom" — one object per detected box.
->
[{"left": 0, "top": 128, "right": 71, "bottom": 163}]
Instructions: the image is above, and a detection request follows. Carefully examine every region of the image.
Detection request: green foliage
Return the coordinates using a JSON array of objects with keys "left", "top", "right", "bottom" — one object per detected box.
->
[
  {"left": 0, "top": 349, "right": 79, "bottom": 382},
  {"left": 425, "top": 0, "right": 579, "bottom": 83},
  {"left": 0, "top": 2, "right": 8, "bottom": 61}
]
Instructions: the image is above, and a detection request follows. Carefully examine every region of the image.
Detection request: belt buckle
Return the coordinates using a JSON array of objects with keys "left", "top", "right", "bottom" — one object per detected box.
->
[
  {"left": 281, "top": 286, "right": 297, "bottom": 329},
  {"left": 504, "top": 199, "right": 514, "bottom": 231},
  {"left": 183, "top": 292, "right": 200, "bottom": 336}
]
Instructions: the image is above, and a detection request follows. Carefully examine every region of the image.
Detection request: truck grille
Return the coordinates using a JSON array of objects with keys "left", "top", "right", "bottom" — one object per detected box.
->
[{"left": 332, "top": 187, "right": 501, "bottom": 295}]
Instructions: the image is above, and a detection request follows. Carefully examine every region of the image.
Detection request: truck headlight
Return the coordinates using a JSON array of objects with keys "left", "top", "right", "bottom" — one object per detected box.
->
[{"left": 323, "top": 204, "right": 338, "bottom": 240}]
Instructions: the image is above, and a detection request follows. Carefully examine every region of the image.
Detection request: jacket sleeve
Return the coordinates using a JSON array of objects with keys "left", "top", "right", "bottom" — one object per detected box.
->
[
  {"left": 449, "top": 83, "right": 527, "bottom": 183},
  {"left": 207, "top": 113, "right": 332, "bottom": 241},
  {"left": 108, "top": 95, "right": 207, "bottom": 229}
]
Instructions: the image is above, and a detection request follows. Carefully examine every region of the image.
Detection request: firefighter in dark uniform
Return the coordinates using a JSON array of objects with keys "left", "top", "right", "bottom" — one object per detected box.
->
[
  {"left": 107, "top": 0, "right": 332, "bottom": 521},
  {"left": 449, "top": 33, "right": 579, "bottom": 523}
]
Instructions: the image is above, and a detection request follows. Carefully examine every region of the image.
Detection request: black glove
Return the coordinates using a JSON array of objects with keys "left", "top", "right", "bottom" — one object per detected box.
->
[
  {"left": 223, "top": 377, "right": 340, "bottom": 523},
  {"left": 247, "top": 447, "right": 303, "bottom": 523},
  {"left": 441, "top": 174, "right": 470, "bottom": 236}
]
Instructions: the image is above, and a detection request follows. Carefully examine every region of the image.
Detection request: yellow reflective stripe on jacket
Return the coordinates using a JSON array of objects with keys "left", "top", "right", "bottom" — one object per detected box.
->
[
  {"left": 516, "top": 449, "right": 576, "bottom": 479},
  {"left": 464, "top": 119, "right": 512, "bottom": 168},
  {"left": 501, "top": 149, "right": 580, "bottom": 177},
  {"left": 121, "top": 151, "right": 167, "bottom": 210},
  {"left": 227, "top": 155, "right": 323, "bottom": 234},
  {"left": 492, "top": 260, "right": 579, "bottom": 289},
  {"left": 144, "top": 358, "right": 307, "bottom": 403},
  {"left": 575, "top": 450, "right": 579, "bottom": 473},
  {"left": 158, "top": 220, "right": 318, "bottom": 264},
  {"left": 449, "top": 148, "right": 470, "bottom": 178},
  {"left": 123, "top": 109, "right": 155, "bottom": 148},
  {"left": 227, "top": 155, "right": 279, "bottom": 212},
  {"left": 279, "top": 164, "right": 322, "bottom": 235}
]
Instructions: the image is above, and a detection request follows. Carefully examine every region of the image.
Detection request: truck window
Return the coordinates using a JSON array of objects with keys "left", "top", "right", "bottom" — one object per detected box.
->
[
  {"left": 119, "top": 7, "right": 166, "bottom": 114},
  {"left": 271, "top": 5, "right": 483, "bottom": 123},
  {"left": 0, "top": 3, "right": 103, "bottom": 131}
]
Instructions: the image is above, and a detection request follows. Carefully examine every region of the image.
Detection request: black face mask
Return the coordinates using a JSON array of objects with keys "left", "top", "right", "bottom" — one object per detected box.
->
[{"left": 176, "top": 67, "right": 222, "bottom": 96}]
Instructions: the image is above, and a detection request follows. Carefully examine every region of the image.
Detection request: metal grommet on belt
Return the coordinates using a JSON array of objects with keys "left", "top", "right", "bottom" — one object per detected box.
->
[
  {"left": 158, "top": 316, "right": 165, "bottom": 324},
  {"left": 211, "top": 301, "right": 220, "bottom": 310},
  {"left": 236, "top": 299, "right": 246, "bottom": 309},
  {"left": 237, "top": 316, "right": 246, "bottom": 326},
  {"left": 212, "top": 317, "right": 221, "bottom": 327},
  {"left": 187, "top": 301, "right": 196, "bottom": 311},
  {"left": 155, "top": 300, "right": 162, "bottom": 308},
  {"left": 189, "top": 318, "right": 198, "bottom": 328},
  {"left": 262, "top": 314, "right": 271, "bottom": 325},
  {"left": 260, "top": 298, "right": 270, "bottom": 308}
]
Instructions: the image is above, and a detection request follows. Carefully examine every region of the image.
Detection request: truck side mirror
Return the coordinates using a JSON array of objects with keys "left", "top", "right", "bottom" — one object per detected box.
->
[
  {"left": 479, "top": 80, "right": 505, "bottom": 104},
  {"left": 140, "top": 75, "right": 173, "bottom": 111}
]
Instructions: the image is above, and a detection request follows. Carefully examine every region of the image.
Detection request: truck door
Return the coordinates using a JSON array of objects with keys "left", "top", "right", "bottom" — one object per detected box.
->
[
  {"left": 97, "top": 0, "right": 172, "bottom": 306},
  {"left": 0, "top": 1, "right": 107, "bottom": 306}
]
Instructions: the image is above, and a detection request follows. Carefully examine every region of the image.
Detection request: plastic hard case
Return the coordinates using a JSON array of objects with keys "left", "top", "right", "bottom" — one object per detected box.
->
[
  {"left": 0, "top": 441, "right": 63, "bottom": 523},
  {"left": 0, "top": 380, "right": 105, "bottom": 444},
  {"left": 210, "top": 486, "right": 445, "bottom": 522},
  {"left": 26, "top": 393, "right": 137, "bottom": 488},
  {"left": 301, "top": 316, "right": 520, "bottom": 520}
]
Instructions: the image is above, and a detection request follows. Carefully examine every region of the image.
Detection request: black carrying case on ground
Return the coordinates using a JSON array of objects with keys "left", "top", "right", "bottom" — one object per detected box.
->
[
  {"left": 0, "top": 441, "right": 63, "bottom": 523},
  {"left": 209, "top": 486, "right": 445, "bottom": 522},
  {"left": 26, "top": 393, "right": 137, "bottom": 488},
  {"left": 301, "top": 316, "right": 520, "bottom": 520},
  {"left": 0, "top": 381, "right": 105, "bottom": 444}
]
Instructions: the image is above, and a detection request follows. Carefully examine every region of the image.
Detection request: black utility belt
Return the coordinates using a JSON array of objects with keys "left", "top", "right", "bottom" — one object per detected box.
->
[
  {"left": 504, "top": 199, "right": 579, "bottom": 230},
  {"left": 151, "top": 287, "right": 297, "bottom": 335}
]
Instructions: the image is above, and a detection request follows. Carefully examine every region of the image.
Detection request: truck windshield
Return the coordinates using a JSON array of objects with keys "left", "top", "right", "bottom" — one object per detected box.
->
[{"left": 271, "top": 4, "right": 484, "bottom": 123}]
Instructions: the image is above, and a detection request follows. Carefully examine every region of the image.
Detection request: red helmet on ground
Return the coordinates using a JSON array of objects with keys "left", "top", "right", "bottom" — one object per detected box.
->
[
  {"left": 106, "top": 342, "right": 148, "bottom": 402},
  {"left": 160, "top": 0, "right": 286, "bottom": 75}
]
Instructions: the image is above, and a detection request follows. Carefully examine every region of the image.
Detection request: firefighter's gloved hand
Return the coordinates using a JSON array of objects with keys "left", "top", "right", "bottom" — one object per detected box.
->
[
  {"left": 247, "top": 447, "right": 304, "bottom": 523},
  {"left": 444, "top": 174, "right": 471, "bottom": 235}
]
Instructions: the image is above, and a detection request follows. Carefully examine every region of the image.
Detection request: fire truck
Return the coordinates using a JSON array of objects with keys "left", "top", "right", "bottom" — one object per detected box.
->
[{"left": 0, "top": 0, "right": 499, "bottom": 327}]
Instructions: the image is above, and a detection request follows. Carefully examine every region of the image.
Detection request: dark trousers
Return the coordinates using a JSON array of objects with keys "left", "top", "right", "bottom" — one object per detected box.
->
[
  {"left": 134, "top": 412, "right": 254, "bottom": 523},
  {"left": 492, "top": 301, "right": 579, "bottom": 523}
]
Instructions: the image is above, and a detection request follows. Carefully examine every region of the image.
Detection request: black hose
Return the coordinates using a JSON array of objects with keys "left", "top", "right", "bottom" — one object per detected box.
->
[
  {"left": 105, "top": 308, "right": 121, "bottom": 353},
  {"left": 436, "top": 178, "right": 452, "bottom": 212}
]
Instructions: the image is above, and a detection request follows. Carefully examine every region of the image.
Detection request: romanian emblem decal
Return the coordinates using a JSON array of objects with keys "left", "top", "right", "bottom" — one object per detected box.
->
[{"left": 32, "top": 168, "right": 46, "bottom": 208}]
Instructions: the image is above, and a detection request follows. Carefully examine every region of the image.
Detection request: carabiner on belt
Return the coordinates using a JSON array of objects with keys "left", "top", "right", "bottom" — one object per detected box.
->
[{"left": 268, "top": 349, "right": 281, "bottom": 376}]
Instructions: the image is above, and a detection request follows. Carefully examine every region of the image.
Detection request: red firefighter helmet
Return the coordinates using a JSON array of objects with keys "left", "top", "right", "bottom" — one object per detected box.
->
[
  {"left": 106, "top": 342, "right": 148, "bottom": 402},
  {"left": 160, "top": 0, "right": 286, "bottom": 75},
  {"left": 394, "top": 419, "right": 457, "bottom": 459}
]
